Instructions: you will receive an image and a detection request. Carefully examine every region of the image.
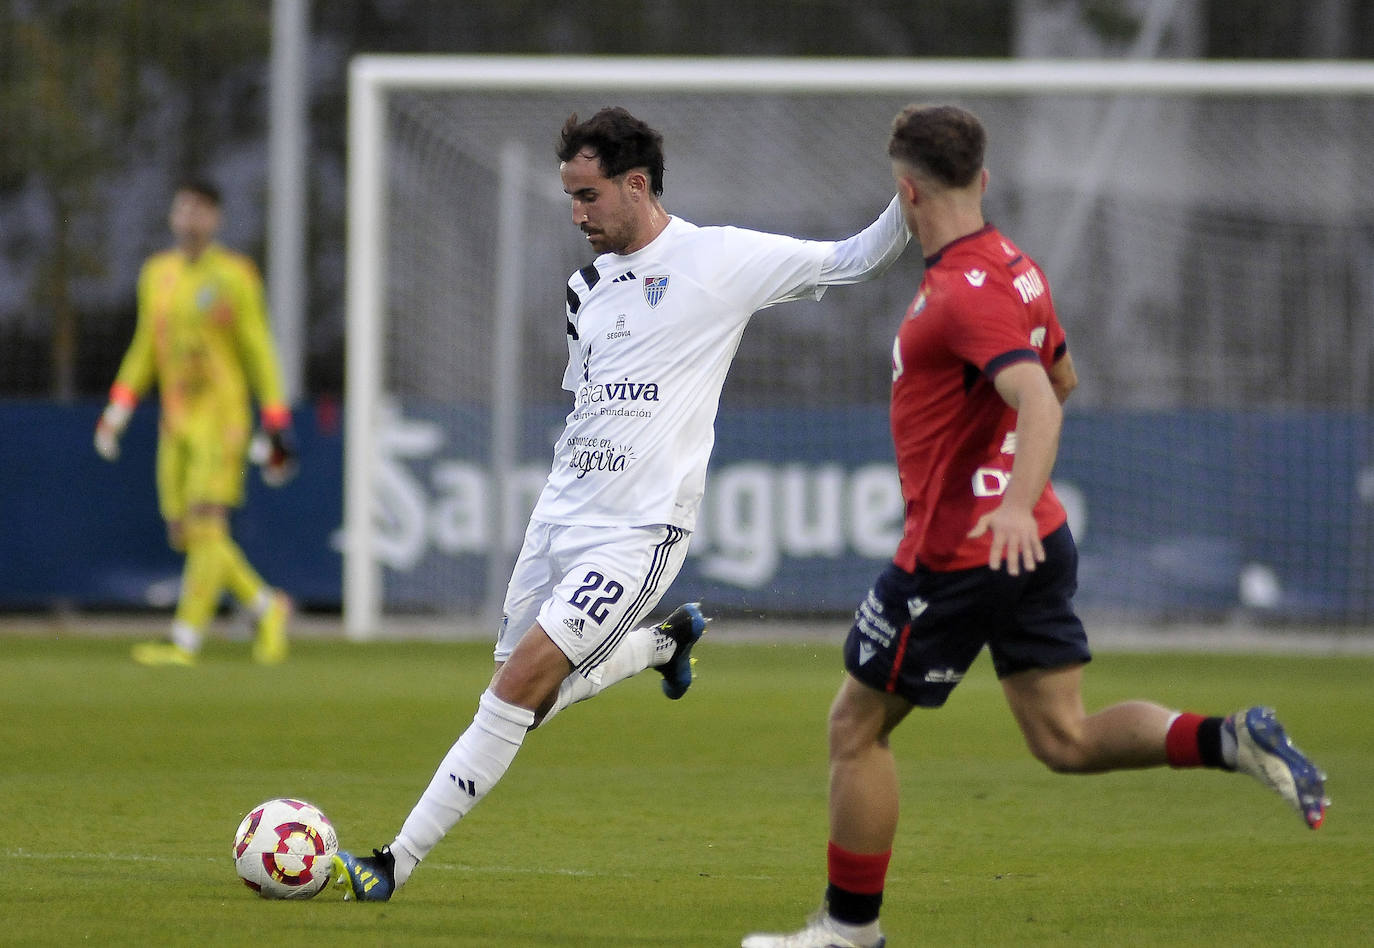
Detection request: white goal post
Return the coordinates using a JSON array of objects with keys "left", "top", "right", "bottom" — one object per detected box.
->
[{"left": 345, "top": 55, "right": 1374, "bottom": 640}]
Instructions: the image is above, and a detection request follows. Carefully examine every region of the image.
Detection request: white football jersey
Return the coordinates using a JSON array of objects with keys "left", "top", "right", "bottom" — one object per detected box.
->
[{"left": 532, "top": 199, "right": 907, "bottom": 531}]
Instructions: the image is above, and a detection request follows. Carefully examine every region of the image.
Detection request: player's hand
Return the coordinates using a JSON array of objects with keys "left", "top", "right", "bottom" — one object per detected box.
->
[
  {"left": 967, "top": 505, "right": 1044, "bottom": 576},
  {"left": 94, "top": 402, "right": 132, "bottom": 462},
  {"left": 251, "top": 428, "right": 299, "bottom": 487}
]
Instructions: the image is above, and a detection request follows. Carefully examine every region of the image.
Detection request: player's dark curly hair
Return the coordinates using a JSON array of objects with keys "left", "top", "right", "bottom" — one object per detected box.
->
[
  {"left": 887, "top": 104, "right": 985, "bottom": 189},
  {"left": 557, "top": 107, "right": 666, "bottom": 196}
]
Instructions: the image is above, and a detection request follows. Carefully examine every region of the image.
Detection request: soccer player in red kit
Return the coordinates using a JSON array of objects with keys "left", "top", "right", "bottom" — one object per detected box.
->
[{"left": 743, "top": 104, "right": 1328, "bottom": 948}]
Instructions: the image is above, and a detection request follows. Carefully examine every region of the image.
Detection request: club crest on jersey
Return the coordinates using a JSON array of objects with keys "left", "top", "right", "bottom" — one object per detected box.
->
[{"left": 643, "top": 275, "right": 669, "bottom": 308}]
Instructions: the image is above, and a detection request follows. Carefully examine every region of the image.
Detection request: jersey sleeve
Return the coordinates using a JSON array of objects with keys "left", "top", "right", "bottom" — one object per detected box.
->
[
  {"left": 561, "top": 266, "right": 593, "bottom": 393},
  {"left": 561, "top": 313, "right": 581, "bottom": 393},
  {"left": 715, "top": 197, "right": 909, "bottom": 313},
  {"left": 110, "top": 260, "right": 161, "bottom": 402},
  {"left": 1047, "top": 302, "right": 1069, "bottom": 361},
  {"left": 228, "top": 256, "right": 290, "bottom": 425},
  {"left": 710, "top": 227, "right": 832, "bottom": 312},
  {"left": 945, "top": 279, "right": 1039, "bottom": 377},
  {"left": 817, "top": 195, "right": 909, "bottom": 286}
]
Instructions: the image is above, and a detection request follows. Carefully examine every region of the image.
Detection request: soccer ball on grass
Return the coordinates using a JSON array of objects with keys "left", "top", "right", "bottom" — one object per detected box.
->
[{"left": 232, "top": 797, "right": 338, "bottom": 899}]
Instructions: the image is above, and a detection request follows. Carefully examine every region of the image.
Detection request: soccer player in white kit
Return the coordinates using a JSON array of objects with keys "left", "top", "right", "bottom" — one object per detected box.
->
[{"left": 333, "top": 106, "right": 911, "bottom": 902}]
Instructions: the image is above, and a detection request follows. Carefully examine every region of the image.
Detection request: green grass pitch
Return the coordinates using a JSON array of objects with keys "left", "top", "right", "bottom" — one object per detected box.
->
[{"left": 2, "top": 634, "right": 1370, "bottom": 946}]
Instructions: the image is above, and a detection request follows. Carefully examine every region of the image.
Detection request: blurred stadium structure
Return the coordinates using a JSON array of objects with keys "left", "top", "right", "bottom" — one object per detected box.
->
[
  {"left": 342, "top": 56, "right": 1374, "bottom": 636},
  {"left": 5, "top": 0, "right": 1373, "bottom": 400},
  {"left": 3, "top": 1, "right": 1374, "bottom": 634}
]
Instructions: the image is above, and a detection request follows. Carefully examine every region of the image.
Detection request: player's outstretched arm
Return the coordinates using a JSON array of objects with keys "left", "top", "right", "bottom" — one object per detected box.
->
[{"left": 817, "top": 195, "right": 911, "bottom": 286}]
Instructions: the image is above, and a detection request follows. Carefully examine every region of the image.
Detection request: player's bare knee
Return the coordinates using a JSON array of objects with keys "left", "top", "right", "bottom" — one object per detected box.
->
[
  {"left": 827, "top": 689, "right": 895, "bottom": 763},
  {"left": 1025, "top": 732, "right": 1092, "bottom": 773},
  {"left": 491, "top": 628, "right": 571, "bottom": 715},
  {"left": 828, "top": 728, "right": 883, "bottom": 768}
]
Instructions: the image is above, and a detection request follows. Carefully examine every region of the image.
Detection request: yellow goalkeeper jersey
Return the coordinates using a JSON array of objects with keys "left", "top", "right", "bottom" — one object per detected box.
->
[{"left": 113, "top": 243, "right": 287, "bottom": 437}]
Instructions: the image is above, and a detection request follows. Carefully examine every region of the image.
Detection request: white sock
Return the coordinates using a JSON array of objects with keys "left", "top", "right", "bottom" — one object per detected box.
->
[
  {"left": 539, "top": 623, "right": 670, "bottom": 725},
  {"left": 169, "top": 620, "right": 201, "bottom": 653},
  {"left": 829, "top": 915, "right": 883, "bottom": 947},
  {"left": 391, "top": 690, "right": 535, "bottom": 874},
  {"left": 1220, "top": 719, "right": 1239, "bottom": 768},
  {"left": 389, "top": 840, "right": 421, "bottom": 887}
]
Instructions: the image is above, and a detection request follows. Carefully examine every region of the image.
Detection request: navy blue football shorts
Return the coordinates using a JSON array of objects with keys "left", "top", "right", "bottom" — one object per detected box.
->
[{"left": 844, "top": 523, "right": 1091, "bottom": 707}]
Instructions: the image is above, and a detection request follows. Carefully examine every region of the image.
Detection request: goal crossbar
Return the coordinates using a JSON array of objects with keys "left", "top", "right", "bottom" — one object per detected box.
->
[{"left": 351, "top": 55, "right": 1374, "bottom": 95}]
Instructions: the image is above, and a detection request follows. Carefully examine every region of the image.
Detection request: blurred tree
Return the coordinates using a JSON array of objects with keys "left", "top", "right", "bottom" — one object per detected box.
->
[
  {"left": 2, "top": 0, "right": 1370, "bottom": 399},
  {"left": 316, "top": 0, "right": 1012, "bottom": 57},
  {"left": 0, "top": 0, "right": 268, "bottom": 398}
]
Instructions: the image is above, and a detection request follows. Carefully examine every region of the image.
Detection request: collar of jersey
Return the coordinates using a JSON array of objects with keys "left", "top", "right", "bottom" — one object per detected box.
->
[
  {"left": 610, "top": 215, "right": 682, "bottom": 262},
  {"left": 922, "top": 223, "right": 995, "bottom": 268}
]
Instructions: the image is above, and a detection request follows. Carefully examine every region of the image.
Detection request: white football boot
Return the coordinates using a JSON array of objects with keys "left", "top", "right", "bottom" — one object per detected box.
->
[{"left": 742, "top": 910, "right": 885, "bottom": 948}]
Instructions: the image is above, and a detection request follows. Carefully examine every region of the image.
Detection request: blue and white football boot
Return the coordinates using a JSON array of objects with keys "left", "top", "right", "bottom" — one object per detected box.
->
[
  {"left": 332, "top": 846, "right": 396, "bottom": 901},
  {"left": 1226, "top": 706, "right": 1328, "bottom": 829},
  {"left": 655, "top": 602, "right": 707, "bottom": 700}
]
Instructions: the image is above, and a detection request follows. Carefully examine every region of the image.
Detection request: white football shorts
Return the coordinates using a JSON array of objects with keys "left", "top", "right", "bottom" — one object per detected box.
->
[{"left": 495, "top": 520, "right": 692, "bottom": 679}]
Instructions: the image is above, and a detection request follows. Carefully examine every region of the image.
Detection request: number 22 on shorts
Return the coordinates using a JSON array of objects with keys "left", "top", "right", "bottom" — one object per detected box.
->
[{"left": 568, "top": 570, "right": 624, "bottom": 623}]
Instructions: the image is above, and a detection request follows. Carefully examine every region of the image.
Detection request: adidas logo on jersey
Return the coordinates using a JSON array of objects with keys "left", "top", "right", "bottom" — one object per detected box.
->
[
  {"left": 563, "top": 616, "right": 586, "bottom": 638},
  {"left": 611, "top": 270, "right": 637, "bottom": 283}
]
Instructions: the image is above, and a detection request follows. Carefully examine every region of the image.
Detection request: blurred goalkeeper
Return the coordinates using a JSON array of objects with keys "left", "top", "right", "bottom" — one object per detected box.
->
[
  {"left": 742, "top": 105, "right": 1329, "bottom": 948},
  {"left": 95, "top": 179, "right": 297, "bottom": 667}
]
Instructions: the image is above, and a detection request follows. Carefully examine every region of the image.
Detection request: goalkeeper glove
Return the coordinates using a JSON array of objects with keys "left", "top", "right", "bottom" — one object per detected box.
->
[
  {"left": 94, "top": 400, "right": 133, "bottom": 462},
  {"left": 250, "top": 426, "right": 299, "bottom": 487}
]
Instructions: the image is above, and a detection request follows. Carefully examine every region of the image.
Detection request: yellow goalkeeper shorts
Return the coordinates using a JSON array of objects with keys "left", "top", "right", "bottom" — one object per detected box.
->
[{"left": 156, "top": 416, "right": 251, "bottom": 522}]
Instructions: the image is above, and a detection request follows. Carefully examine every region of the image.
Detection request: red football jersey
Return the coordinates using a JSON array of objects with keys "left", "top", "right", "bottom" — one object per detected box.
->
[{"left": 890, "top": 224, "right": 1068, "bottom": 572}]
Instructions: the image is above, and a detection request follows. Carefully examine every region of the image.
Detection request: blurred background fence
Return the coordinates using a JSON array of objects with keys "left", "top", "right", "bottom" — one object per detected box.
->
[{"left": 3, "top": 0, "right": 1374, "bottom": 631}]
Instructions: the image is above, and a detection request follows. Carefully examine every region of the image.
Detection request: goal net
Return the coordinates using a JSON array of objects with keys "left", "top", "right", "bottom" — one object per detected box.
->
[{"left": 345, "top": 56, "right": 1374, "bottom": 639}]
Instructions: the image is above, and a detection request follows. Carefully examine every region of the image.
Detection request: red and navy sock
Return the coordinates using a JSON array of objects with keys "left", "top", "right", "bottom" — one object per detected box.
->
[
  {"left": 825, "top": 841, "right": 890, "bottom": 925},
  {"left": 1165, "top": 712, "right": 1231, "bottom": 770}
]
